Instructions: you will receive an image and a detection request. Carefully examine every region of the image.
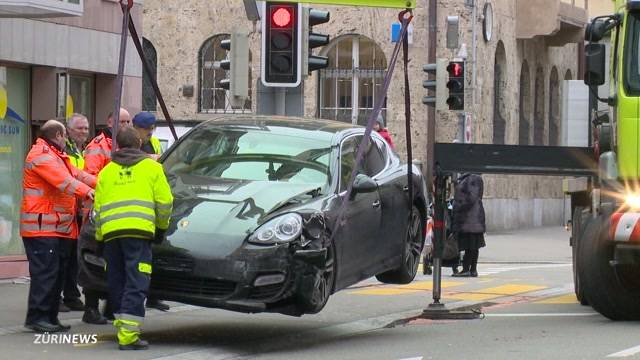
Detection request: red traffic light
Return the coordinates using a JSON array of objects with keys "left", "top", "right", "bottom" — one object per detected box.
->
[
  {"left": 272, "top": 6, "right": 293, "bottom": 28},
  {"left": 448, "top": 62, "right": 463, "bottom": 77}
]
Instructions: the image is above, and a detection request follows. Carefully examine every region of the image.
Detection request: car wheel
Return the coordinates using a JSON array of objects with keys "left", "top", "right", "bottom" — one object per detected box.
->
[
  {"left": 296, "top": 242, "right": 336, "bottom": 314},
  {"left": 376, "top": 205, "right": 424, "bottom": 284}
]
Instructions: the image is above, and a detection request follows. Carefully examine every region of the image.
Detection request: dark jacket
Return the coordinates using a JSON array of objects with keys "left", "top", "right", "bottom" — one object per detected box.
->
[{"left": 452, "top": 173, "right": 486, "bottom": 233}]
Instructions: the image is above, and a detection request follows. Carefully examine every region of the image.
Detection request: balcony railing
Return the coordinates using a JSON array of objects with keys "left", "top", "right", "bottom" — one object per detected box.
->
[{"left": 0, "top": 0, "right": 83, "bottom": 18}]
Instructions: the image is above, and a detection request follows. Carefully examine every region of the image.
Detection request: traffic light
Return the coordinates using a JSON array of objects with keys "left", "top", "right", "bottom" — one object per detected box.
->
[
  {"left": 302, "top": 7, "right": 330, "bottom": 75},
  {"left": 219, "top": 29, "right": 249, "bottom": 108},
  {"left": 261, "top": 2, "right": 302, "bottom": 87},
  {"left": 446, "top": 61, "right": 465, "bottom": 111},
  {"left": 422, "top": 58, "right": 446, "bottom": 111}
]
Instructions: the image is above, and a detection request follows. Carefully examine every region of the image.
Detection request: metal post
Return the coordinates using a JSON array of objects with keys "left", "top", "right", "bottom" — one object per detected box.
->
[
  {"left": 421, "top": 169, "right": 480, "bottom": 320},
  {"left": 275, "top": 88, "right": 286, "bottom": 116}
]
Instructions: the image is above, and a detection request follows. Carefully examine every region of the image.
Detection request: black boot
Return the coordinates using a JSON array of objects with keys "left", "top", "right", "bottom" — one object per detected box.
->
[
  {"left": 82, "top": 307, "right": 107, "bottom": 325},
  {"left": 119, "top": 338, "right": 149, "bottom": 350},
  {"left": 146, "top": 298, "right": 169, "bottom": 311}
]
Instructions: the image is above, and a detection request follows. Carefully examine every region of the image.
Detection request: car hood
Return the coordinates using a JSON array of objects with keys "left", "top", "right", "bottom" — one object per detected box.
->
[{"left": 162, "top": 174, "right": 323, "bottom": 258}]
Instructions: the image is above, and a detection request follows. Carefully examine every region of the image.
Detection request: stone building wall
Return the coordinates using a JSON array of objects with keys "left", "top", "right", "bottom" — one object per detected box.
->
[{"left": 143, "top": 0, "right": 584, "bottom": 230}]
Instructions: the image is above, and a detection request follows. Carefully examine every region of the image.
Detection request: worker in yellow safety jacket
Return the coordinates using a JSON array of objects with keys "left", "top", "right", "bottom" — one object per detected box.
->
[
  {"left": 93, "top": 126, "right": 173, "bottom": 351},
  {"left": 131, "top": 111, "right": 171, "bottom": 312}
]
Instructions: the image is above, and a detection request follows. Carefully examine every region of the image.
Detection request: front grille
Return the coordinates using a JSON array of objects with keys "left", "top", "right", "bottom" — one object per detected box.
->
[
  {"left": 150, "top": 274, "right": 236, "bottom": 298},
  {"left": 153, "top": 255, "right": 195, "bottom": 273},
  {"left": 248, "top": 283, "right": 284, "bottom": 300}
]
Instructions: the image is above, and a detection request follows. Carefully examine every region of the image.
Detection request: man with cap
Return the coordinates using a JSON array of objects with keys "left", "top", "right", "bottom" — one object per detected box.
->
[
  {"left": 132, "top": 112, "right": 162, "bottom": 160},
  {"left": 373, "top": 113, "right": 395, "bottom": 149},
  {"left": 131, "top": 111, "right": 170, "bottom": 312}
]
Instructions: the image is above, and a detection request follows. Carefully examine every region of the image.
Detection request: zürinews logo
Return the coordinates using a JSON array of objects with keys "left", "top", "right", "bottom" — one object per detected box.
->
[{"left": 34, "top": 332, "right": 98, "bottom": 345}]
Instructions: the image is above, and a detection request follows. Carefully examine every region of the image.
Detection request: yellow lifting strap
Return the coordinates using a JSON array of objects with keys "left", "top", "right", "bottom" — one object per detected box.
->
[{"left": 270, "top": 0, "right": 416, "bottom": 9}]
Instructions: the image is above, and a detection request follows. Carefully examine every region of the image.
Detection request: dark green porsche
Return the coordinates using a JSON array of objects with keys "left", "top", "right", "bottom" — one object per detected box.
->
[{"left": 79, "top": 116, "right": 427, "bottom": 316}]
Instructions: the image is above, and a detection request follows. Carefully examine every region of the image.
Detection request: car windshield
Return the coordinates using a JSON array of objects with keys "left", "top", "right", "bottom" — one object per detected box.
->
[{"left": 163, "top": 126, "right": 332, "bottom": 186}]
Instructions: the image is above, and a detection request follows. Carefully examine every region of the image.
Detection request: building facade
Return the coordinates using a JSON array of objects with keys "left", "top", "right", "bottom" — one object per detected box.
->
[
  {"left": 143, "top": 0, "right": 593, "bottom": 233},
  {"left": 0, "top": 0, "right": 144, "bottom": 278}
]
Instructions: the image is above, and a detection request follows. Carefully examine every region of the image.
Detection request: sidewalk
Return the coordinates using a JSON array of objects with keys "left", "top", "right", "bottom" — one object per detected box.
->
[{"left": 482, "top": 226, "right": 571, "bottom": 263}]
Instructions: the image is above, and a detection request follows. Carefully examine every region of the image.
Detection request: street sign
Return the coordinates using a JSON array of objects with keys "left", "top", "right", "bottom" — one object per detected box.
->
[{"left": 267, "top": 0, "right": 416, "bottom": 9}]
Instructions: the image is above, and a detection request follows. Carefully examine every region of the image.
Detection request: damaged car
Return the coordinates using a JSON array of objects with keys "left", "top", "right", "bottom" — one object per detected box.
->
[{"left": 78, "top": 116, "right": 427, "bottom": 316}]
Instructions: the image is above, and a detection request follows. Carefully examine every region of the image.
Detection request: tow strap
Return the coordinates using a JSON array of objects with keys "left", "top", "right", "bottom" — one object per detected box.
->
[{"left": 331, "top": 9, "right": 414, "bottom": 239}]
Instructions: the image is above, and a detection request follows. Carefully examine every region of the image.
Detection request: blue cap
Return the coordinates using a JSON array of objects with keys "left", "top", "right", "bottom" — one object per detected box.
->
[{"left": 132, "top": 111, "right": 156, "bottom": 129}]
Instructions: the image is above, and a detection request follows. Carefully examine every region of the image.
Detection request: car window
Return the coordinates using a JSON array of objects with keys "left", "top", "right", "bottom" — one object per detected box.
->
[
  {"left": 339, "top": 135, "right": 386, "bottom": 191},
  {"left": 163, "top": 127, "right": 331, "bottom": 186},
  {"left": 364, "top": 138, "right": 386, "bottom": 176}
]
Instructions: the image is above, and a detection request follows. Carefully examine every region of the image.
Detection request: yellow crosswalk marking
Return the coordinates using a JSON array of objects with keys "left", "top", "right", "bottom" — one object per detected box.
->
[
  {"left": 446, "top": 284, "right": 547, "bottom": 301},
  {"left": 350, "top": 280, "right": 463, "bottom": 295},
  {"left": 535, "top": 293, "right": 578, "bottom": 304}
]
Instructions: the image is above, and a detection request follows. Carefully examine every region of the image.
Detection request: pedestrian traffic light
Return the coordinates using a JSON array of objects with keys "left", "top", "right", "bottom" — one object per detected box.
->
[
  {"left": 302, "top": 7, "right": 330, "bottom": 75},
  {"left": 422, "top": 59, "right": 446, "bottom": 111},
  {"left": 261, "top": 2, "right": 302, "bottom": 87},
  {"left": 219, "top": 29, "right": 250, "bottom": 108},
  {"left": 446, "top": 61, "right": 465, "bottom": 111}
]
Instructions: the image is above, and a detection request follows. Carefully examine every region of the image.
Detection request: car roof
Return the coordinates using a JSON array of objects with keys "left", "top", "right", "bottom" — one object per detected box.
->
[{"left": 195, "top": 115, "right": 359, "bottom": 141}]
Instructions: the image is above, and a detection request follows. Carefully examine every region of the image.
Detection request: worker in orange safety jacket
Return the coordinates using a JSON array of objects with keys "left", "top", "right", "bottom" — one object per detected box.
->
[
  {"left": 83, "top": 108, "right": 132, "bottom": 176},
  {"left": 21, "top": 120, "right": 96, "bottom": 334}
]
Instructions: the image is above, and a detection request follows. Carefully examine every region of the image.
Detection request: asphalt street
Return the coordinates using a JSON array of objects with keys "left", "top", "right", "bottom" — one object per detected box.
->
[{"left": 1, "top": 226, "right": 639, "bottom": 359}]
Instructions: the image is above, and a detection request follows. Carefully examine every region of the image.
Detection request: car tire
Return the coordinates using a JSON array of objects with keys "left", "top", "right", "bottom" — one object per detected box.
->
[
  {"left": 580, "top": 214, "right": 640, "bottom": 320},
  {"left": 296, "top": 242, "right": 336, "bottom": 314},
  {"left": 376, "top": 205, "right": 424, "bottom": 284}
]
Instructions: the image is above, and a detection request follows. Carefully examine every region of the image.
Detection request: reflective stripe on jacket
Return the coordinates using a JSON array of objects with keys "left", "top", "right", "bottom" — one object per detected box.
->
[
  {"left": 94, "top": 157, "right": 173, "bottom": 242},
  {"left": 65, "top": 139, "right": 85, "bottom": 170},
  {"left": 21, "top": 138, "right": 96, "bottom": 239},
  {"left": 84, "top": 134, "right": 112, "bottom": 175},
  {"left": 150, "top": 136, "right": 162, "bottom": 155}
]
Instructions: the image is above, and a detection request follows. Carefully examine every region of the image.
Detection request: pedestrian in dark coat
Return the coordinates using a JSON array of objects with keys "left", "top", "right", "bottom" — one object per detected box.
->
[{"left": 451, "top": 173, "right": 486, "bottom": 277}]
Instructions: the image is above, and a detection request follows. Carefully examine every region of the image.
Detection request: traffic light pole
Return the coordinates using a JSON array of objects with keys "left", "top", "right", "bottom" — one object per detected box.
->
[{"left": 275, "top": 88, "right": 286, "bottom": 116}]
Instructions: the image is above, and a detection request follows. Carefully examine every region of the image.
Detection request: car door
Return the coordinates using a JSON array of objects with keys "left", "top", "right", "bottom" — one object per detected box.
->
[
  {"left": 334, "top": 135, "right": 383, "bottom": 284},
  {"left": 369, "top": 137, "right": 410, "bottom": 268}
]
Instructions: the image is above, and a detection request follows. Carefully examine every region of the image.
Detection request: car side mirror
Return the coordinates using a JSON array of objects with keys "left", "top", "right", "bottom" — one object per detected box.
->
[{"left": 350, "top": 174, "right": 377, "bottom": 200}]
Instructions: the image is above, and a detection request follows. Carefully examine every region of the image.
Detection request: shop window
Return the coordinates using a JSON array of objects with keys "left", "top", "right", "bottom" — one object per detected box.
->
[
  {"left": 56, "top": 73, "right": 94, "bottom": 125},
  {"left": 0, "top": 67, "right": 29, "bottom": 256}
]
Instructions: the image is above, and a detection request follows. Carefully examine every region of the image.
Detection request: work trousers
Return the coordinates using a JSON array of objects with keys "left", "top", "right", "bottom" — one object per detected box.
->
[
  {"left": 104, "top": 237, "right": 152, "bottom": 319},
  {"left": 23, "top": 237, "right": 63, "bottom": 325},
  {"left": 59, "top": 238, "right": 81, "bottom": 302}
]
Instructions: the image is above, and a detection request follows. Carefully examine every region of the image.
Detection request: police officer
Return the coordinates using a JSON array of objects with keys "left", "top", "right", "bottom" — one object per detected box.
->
[
  {"left": 131, "top": 111, "right": 170, "bottom": 311},
  {"left": 94, "top": 126, "right": 173, "bottom": 350},
  {"left": 21, "top": 120, "right": 96, "bottom": 333},
  {"left": 58, "top": 113, "right": 90, "bottom": 313},
  {"left": 132, "top": 111, "right": 162, "bottom": 159}
]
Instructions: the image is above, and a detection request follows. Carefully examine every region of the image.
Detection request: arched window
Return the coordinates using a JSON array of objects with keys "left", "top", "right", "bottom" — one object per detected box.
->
[
  {"left": 142, "top": 38, "right": 157, "bottom": 112},
  {"left": 564, "top": 69, "right": 573, "bottom": 80},
  {"left": 198, "top": 34, "right": 252, "bottom": 113},
  {"left": 318, "top": 35, "right": 387, "bottom": 125},
  {"left": 548, "top": 67, "right": 560, "bottom": 146},
  {"left": 493, "top": 41, "right": 507, "bottom": 144},
  {"left": 533, "top": 66, "right": 545, "bottom": 145},
  {"left": 519, "top": 61, "right": 531, "bottom": 145}
]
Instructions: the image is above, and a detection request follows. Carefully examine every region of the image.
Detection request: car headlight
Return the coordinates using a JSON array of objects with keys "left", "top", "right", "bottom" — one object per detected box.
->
[{"left": 249, "top": 213, "right": 303, "bottom": 244}]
